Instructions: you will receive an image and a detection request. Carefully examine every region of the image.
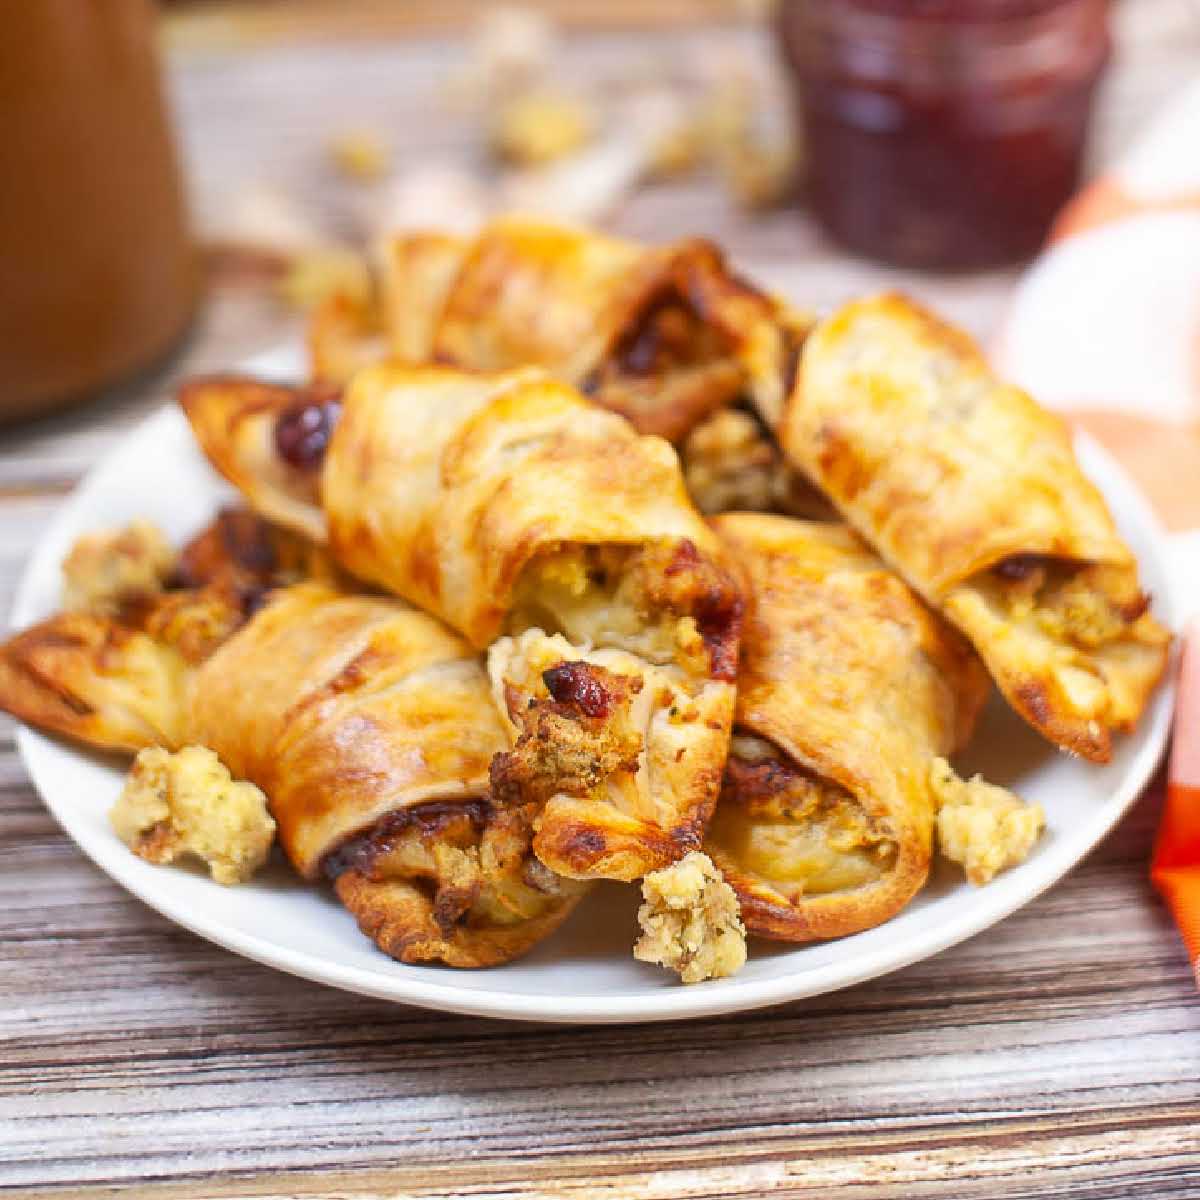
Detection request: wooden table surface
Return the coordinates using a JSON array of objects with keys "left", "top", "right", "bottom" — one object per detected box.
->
[{"left": 4, "top": 3, "right": 1200, "bottom": 1196}]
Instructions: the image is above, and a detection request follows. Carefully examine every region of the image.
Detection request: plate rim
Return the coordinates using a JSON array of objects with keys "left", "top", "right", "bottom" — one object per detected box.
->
[{"left": 10, "top": 350, "right": 1179, "bottom": 1024}]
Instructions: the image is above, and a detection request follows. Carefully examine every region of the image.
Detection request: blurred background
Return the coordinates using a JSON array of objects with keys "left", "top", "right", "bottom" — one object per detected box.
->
[{"left": 3, "top": 0, "right": 1199, "bottom": 427}]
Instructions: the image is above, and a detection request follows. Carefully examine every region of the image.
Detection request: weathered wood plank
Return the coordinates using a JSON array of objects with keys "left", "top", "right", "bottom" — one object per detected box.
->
[
  {"left": 1, "top": 2, "right": 1198, "bottom": 1194},
  {"left": 0, "top": 775, "right": 1194, "bottom": 1192}
]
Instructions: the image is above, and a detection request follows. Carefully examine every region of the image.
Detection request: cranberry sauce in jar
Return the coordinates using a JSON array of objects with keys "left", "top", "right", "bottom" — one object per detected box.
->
[{"left": 777, "top": 0, "right": 1111, "bottom": 269}]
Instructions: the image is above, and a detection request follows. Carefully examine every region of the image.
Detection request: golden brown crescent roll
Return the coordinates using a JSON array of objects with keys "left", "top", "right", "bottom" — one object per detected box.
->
[
  {"left": 310, "top": 217, "right": 811, "bottom": 445},
  {"left": 0, "top": 593, "right": 228, "bottom": 754},
  {"left": 178, "top": 377, "right": 338, "bottom": 545},
  {"left": 779, "top": 293, "right": 1170, "bottom": 762},
  {"left": 180, "top": 365, "right": 744, "bottom": 882},
  {"left": 0, "top": 505, "right": 352, "bottom": 755},
  {"left": 704, "top": 514, "right": 992, "bottom": 942},
  {"left": 0, "top": 505, "right": 348, "bottom": 753},
  {"left": 172, "top": 505, "right": 342, "bottom": 596},
  {"left": 0, "top": 534, "right": 586, "bottom": 967},
  {"left": 190, "top": 582, "right": 588, "bottom": 967}
]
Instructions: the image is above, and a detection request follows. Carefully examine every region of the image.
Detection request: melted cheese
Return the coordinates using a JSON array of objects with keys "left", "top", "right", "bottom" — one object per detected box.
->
[{"left": 507, "top": 543, "right": 702, "bottom": 670}]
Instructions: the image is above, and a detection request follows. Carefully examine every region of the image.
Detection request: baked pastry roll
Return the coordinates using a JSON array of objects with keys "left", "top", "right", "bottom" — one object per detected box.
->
[
  {"left": 179, "top": 377, "right": 339, "bottom": 545},
  {"left": 311, "top": 217, "right": 811, "bottom": 445},
  {"left": 172, "top": 504, "right": 343, "bottom": 596},
  {"left": 190, "top": 581, "right": 587, "bottom": 967},
  {"left": 680, "top": 408, "right": 836, "bottom": 521},
  {"left": 0, "top": 525, "right": 586, "bottom": 967},
  {"left": 0, "top": 588, "right": 239, "bottom": 754},
  {"left": 704, "top": 514, "right": 992, "bottom": 942},
  {"left": 0, "top": 506, "right": 347, "bottom": 755},
  {"left": 779, "top": 293, "right": 1170, "bottom": 762},
  {"left": 181, "top": 365, "right": 744, "bottom": 881}
]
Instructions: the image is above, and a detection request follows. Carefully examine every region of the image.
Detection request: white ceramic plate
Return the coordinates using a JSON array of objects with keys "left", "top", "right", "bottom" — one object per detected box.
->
[{"left": 12, "top": 346, "right": 1178, "bottom": 1024}]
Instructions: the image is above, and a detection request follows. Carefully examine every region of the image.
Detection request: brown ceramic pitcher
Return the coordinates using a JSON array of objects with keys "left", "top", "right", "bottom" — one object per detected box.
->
[{"left": 0, "top": 0, "right": 196, "bottom": 423}]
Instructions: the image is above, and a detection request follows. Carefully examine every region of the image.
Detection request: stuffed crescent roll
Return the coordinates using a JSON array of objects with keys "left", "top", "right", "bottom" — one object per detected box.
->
[
  {"left": 0, "top": 586, "right": 242, "bottom": 754},
  {"left": 190, "top": 582, "right": 587, "bottom": 967},
  {"left": 181, "top": 365, "right": 744, "bottom": 881},
  {"left": 0, "top": 515, "right": 586, "bottom": 967},
  {"left": 310, "top": 218, "right": 827, "bottom": 519},
  {"left": 779, "top": 293, "right": 1170, "bottom": 762},
  {"left": 704, "top": 514, "right": 1001, "bottom": 942},
  {"left": 311, "top": 217, "right": 810, "bottom": 445},
  {"left": 0, "top": 506, "right": 349, "bottom": 754},
  {"left": 179, "top": 378, "right": 338, "bottom": 545},
  {"left": 172, "top": 504, "right": 343, "bottom": 596}
]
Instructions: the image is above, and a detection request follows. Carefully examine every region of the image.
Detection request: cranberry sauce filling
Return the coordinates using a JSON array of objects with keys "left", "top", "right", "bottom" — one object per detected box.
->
[
  {"left": 542, "top": 661, "right": 617, "bottom": 720},
  {"left": 321, "top": 799, "right": 491, "bottom": 882},
  {"left": 664, "top": 538, "right": 744, "bottom": 683},
  {"left": 274, "top": 384, "right": 343, "bottom": 470}
]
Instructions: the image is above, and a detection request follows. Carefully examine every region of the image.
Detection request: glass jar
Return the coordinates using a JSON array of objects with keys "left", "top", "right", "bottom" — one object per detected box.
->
[
  {"left": 0, "top": 0, "right": 196, "bottom": 423},
  {"left": 777, "top": 0, "right": 1112, "bottom": 270}
]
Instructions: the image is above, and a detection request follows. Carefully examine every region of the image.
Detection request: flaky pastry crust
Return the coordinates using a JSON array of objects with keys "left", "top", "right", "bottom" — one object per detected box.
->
[
  {"left": 180, "top": 365, "right": 744, "bottom": 883},
  {"left": 311, "top": 218, "right": 811, "bottom": 450},
  {"left": 705, "top": 514, "right": 991, "bottom": 942},
  {"left": 780, "top": 293, "right": 1170, "bottom": 761}
]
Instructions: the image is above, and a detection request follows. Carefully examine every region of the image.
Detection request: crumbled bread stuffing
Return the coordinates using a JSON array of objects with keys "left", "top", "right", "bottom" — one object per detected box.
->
[
  {"left": 930, "top": 758, "right": 1045, "bottom": 886},
  {"left": 649, "top": 117, "right": 706, "bottom": 180},
  {"left": 62, "top": 521, "right": 176, "bottom": 615},
  {"left": 110, "top": 746, "right": 275, "bottom": 886},
  {"left": 682, "top": 409, "right": 780, "bottom": 515},
  {"left": 720, "top": 139, "right": 794, "bottom": 212},
  {"left": 491, "top": 90, "right": 592, "bottom": 166},
  {"left": 634, "top": 851, "right": 747, "bottom": 983},
  {"left": 328, "top": 130, "right": 390, "bottom": 181},
  {"left": 277, "top": 246, "right": 371, "bottom": 312}
]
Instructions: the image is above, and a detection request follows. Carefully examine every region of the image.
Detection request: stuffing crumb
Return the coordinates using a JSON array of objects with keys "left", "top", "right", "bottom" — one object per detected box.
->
[
  {"left": 930, "top": 758, "right": 1045, "bottom": 886},
  {"left": 648, "top": 116, "right": 706, "bottom": 181},
  {"left": 682, "top": 409, "right": 824, "bottom": 517},
  {"left": 62, "top": 521, "right": 176, "bottom": 615},
  {"left": 110, "top": 746, "right": 275, "bottom": 886},
  {"left": 682, "top": 409, "right": 781, "bottom": 515},
  {"left": 634, "top": 851, "right": 747, "bottom": 984},
  {"left": 328, "top": 130, "right": 390, "bottom": 181},
  {"left": 277, "top": 246, "right": 371, "bottom": 312},
  {"left": 720, "top": 139, "right": 794, "bottom": 211},
  {"left": 450, "top": 6, "right": 556, "bottom": 107},
  {"left": 491, "top": 90, "right": 593, "bottom": 165}
]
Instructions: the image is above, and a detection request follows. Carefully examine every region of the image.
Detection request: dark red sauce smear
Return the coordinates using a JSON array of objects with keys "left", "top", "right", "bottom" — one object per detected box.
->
[
  {"left": 275, "top": 385, "right": 342, "bottom": 470},
  {"left": 696, "top": 594, "right": 742, "bottom": 684},
  {"left": 321, "top": 798, "right": 491, "bottom": 881},
  {"left": 542, "top": 661, "right": 615, "bottom": 720},
  {"left": 993, "top": 553, "right": 1049, "bottom": 581},
  {"left": 172, "top": 507, "right": 276, "bottom": 590},
  {"left": 215, "top": 508, "right": 278, "bottom": 574},
  {"left": 722, "top": 751, "right": 816, "bottom": 804},
  {"left": 612, "top": 292, "right": 694, "bottom": 377},
  {"left": 665, "top": 539, "right": 743, "bottom": 683}
]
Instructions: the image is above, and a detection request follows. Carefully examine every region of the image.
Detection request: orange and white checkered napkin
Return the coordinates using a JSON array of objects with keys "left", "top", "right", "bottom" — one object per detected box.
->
[
  {"left": 994, "top": 78, "right": 1200, "bottom": 981},
  {"left": 1154, "top": 621, "right": 1200, "bottom": 985}
]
